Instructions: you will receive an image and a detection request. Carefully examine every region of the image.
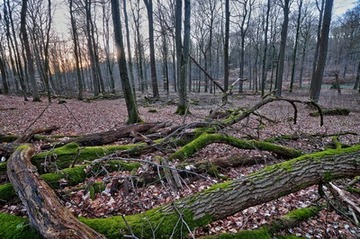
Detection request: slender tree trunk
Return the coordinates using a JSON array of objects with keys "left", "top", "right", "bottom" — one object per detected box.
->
[
  {"left": 69, "top": 0, "right": 83, "bottom": 100},
  {"left": 353, "top": 61, "right": 360, "bottom": 91},
  {"left": 5, "top": 0, "right": 28, "bottom": 100},
  {"left": 275, "top": 0, "right": 290, "bottom": 97},
  {"left": 311, "top": 0, "right": 325, "bottom": 86},
  {"left": 224, "top": 0, "right": 230, "bottom": 99},
  {"left": 289, "top": 0, "right": 303, "bottom": 93},
  {"left": 261, "top": 0, "right": 271, "bottom": 96},
  {"left": 175, "top": 0, "right": 190, "bottom": 115},
  {"left": 123, "top": 0, "right": 135, "bottom": 91},
  {"left": 20, "top": 0, "right": 40, "bottom": 101},
  {"left": 0, "top": 44, "right": 9, "bottom": 94},
  {"left": 309, "top": 0, "right": 333, "bottom": 102},
  {"left": 111, "top": 0, "right": 142, "bottom": 124},
  {"left": 144, "top": 0, "right": 159, "bottom": 98}
]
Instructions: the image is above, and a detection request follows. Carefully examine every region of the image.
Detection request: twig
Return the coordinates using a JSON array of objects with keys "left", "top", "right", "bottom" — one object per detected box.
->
[
  {"left": 172, "top": 202, "right": 195, "bottom": 239},
  {"left": 121, "top": 214, "right": 139, "bottom": 239},
  {"left": 62, "top": 103, "right": 82, "bottom": 129},
  {"left": 22, "top": 103, "right": 50, "bottom": 134}
]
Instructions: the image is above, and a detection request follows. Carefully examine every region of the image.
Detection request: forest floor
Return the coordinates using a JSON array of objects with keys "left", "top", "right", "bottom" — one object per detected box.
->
[{"left": 0, "top": 88, "right": 360, "bottom": 238}]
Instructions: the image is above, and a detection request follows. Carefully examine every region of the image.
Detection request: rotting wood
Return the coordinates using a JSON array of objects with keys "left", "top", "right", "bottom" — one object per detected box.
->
[{"left": 6, "top": 144, "right": 106, "bottom": 239}]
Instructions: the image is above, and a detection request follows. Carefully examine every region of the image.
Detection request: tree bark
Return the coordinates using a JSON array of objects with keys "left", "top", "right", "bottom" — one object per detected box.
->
[
  {"left": 6, "top": 145, "right": 106, "bottom": 239},
  {"left": 20, "top": 0, "right": 40, "bottom": 101},
  {"left": 309, "top": 0, "right": 334, "bottom": 102},
  {"left": 275, "top": 0, "right": 290, "bottom": 97},
  {"left": 111, "top": 0, "right": 142, "bottom": 124}
]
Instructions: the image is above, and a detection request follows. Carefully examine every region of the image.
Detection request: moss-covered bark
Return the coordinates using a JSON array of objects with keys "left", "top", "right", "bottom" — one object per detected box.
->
[
  {"left": 0, "top": 160, "right": 140, "bottom": 203},
  {"left": 2, "top": 145, "right": 359, "bottom": 238},
  {"left": 199, "top": 206, "right": 322, "bottom": 239},
  {"left": 31, "top": 142, "right": 146, "bottom": 173},
  {"left": 170, "top": 133, "right": 303, "bottom": 160},
  {"left": 6, "top": 145, "right": 106, "bottom": 239}
]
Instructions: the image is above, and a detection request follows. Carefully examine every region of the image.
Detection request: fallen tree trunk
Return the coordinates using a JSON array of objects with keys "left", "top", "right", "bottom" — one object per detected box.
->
[
  {"left": 6, "top": 144, "right": 106, "bottom": 239},
  {"left": 0, "top": 125, "right": 60, "bottom": 158},
  {"left": 43, "top": 122, "right": 166, "bottom": 149},
  {"left": 0, "top": 159, "right": 140, "bottom": 203},
  {"left": 170, "top": 133, "right": 303, "bottom": 160},
  {"left": 4, "top": 145, "right": 359, "bottom": 238}
]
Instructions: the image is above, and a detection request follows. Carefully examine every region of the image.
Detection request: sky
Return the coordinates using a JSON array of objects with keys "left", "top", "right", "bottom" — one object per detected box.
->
[
  {"left": 53, "top": 0, "right": 357, "bottom": 36},
  {"left": 333, "top": 0, "right": 357, "bottom": 16}
]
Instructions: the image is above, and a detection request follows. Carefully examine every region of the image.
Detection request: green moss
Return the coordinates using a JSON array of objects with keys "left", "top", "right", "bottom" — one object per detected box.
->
[
  {"left": 202, "top": 228, "right": 271, "bottom": 239},
  {"left": 254, "top": 144, "right": 360, "bottom": 180},
  {"left": 0, "top": 213, "right": 42, "bottom": 239},
  {"left": 170, "top": 133, "right": 302, "bottom": 161},
  {"left": 0, "top": 183, "right": 16, "bottom": 202},
  {"left": 284, "top": 207, "right": 319, "bottom": 221},
  {"left": 40, "top": 165, "right": 87, "bottom": 188},
  {"left": 16, "top": 144, "right": 32, "bottom": 151},
  {"left": 81, "top": 207, "right": 213, "bottom": 239},
  {"left": 275, "top": 236, "right": 306, "bottom": 239},
  {"left": 32, "top": 143, "right": 145, "bottom": 173},
  {"left": 204, "top": 180, "right": 232, "bottom": 193},
  {"left": 0, "top": 162, "right": 6, "bottom": 174}
]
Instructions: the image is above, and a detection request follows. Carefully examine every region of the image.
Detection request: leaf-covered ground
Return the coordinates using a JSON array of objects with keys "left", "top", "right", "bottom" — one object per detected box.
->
[{"left": 0, "top": 89, "right": 359, "bottom": 238}]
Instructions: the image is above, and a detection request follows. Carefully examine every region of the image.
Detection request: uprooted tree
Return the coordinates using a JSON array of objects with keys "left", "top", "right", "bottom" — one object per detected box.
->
[{"left": 0, "top": 95, "right": 359, "bottom": 239}]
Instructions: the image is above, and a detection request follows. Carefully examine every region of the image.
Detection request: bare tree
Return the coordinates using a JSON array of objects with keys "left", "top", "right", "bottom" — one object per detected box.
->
[
  {"left": 122, "top": 0, "right": 135, "bottom": 90},
  {"left": 309, "top": 0, "right": 334, "bottom": 102},
  {"left": 143, "top": 0, "right": 160, "bottom": 98},
  {"left": 261, "top": 0, "right": 271, "bottom": 96},
  {"left": 224, "top": 0, "right": 230, "bottom": 98},
  {"left": 233, "top": 0, "right": 255, "bottom": 93},
  {"left": 69, "top": 0, "right": 84, "bottom": 100},
  {"left": 130, "top": 0, "right": 147, "bottom": 93},
  {"left": 175, "top": 0, "right": 191, "bottom": 115},
  {"left": 111, "top": 0, "right": 142, "bottom": 123},
  {"left": 20, "top": 0, "right": 40, "bottom": 101},
  {"left": 289, "top": 0, "right": 303, "bottom": 92},
  {"left": 275, "top": 0, "right": 291, "bottom": 97}
]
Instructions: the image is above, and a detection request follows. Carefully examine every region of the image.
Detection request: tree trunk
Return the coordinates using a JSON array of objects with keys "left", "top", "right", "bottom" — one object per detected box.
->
[
  {"left": 6, "top": 145, "right": 106, "bottom": 239},
  {"left": 353, "top": 60, "right": 360, "bottom": 91},
  {"left": 4, "top": 145, "right": 360, "bottom": 238},
  {"left": 309, "top": 0, "right": 333, "bottom": 102},
  {"left": 111, "top": 0, "right": 142, "bottom": 124},
  {"left": 20, "top": 0, "right": 40, "bottom": 101},
  {"left": 175, "top": 0, "right": 191, "bottom": 115},
  {"left": 275, "top": 0, "right": 290, "bottom": 97},
  {"left": 289, "top": 0, "right": 303, "bottom": 93},
  {"left": 144, "top": 0, "right": 159, "bottom": 98},
  {"left": 224, "top": 0, "right": 230, "bottom": 100},
  {"left": 69, "top": 0, "right": 83, "bottom": 100}
]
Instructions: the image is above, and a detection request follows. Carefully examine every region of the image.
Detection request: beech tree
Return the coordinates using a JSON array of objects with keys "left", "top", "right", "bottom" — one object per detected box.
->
[
  {"left": 143, "top": 0, "right": 160, "bottom": 98},
  {"left": 111, "top": 0, "right": 142, "bottom": 124},
  {"left": 175, "top": 0, "right": 191, "bottom": 115},
  {"left": 275, "top": 0, "right": 290, "bottom": 97},
  {"left": 309, "top": 0, "right": 334, "bottom": 102},
  {"left": 20, "top": 0, "right": 40, "bottom": 101}
]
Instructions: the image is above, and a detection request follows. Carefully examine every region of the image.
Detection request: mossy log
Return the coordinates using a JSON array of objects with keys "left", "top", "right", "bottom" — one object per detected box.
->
[
  {"left": 3, "top": 145, "right": 359, "bottom": 238},
  {"left": 31, "top": 142, "right": 147, "bottom": 173},
  {"left": 6, "top": 145, "right": 106, "bottom": 239},
  {"left": 0, "top": 125, "right": 60, "bottom": 158},
  {"left": 0, "top": 159, "right": 140, "bottom": 203},
  {"left": 170, "top": 133, "right": 303, "bottom": 160},
  {"left": 310, "top": 108, "right": 350, "bottom": 117},
  {"left": 47, "top": 122, "right": 162, "bottom": 148},
  {"left": 199, "top": 205, "right": 323, "bottom": 239}
]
